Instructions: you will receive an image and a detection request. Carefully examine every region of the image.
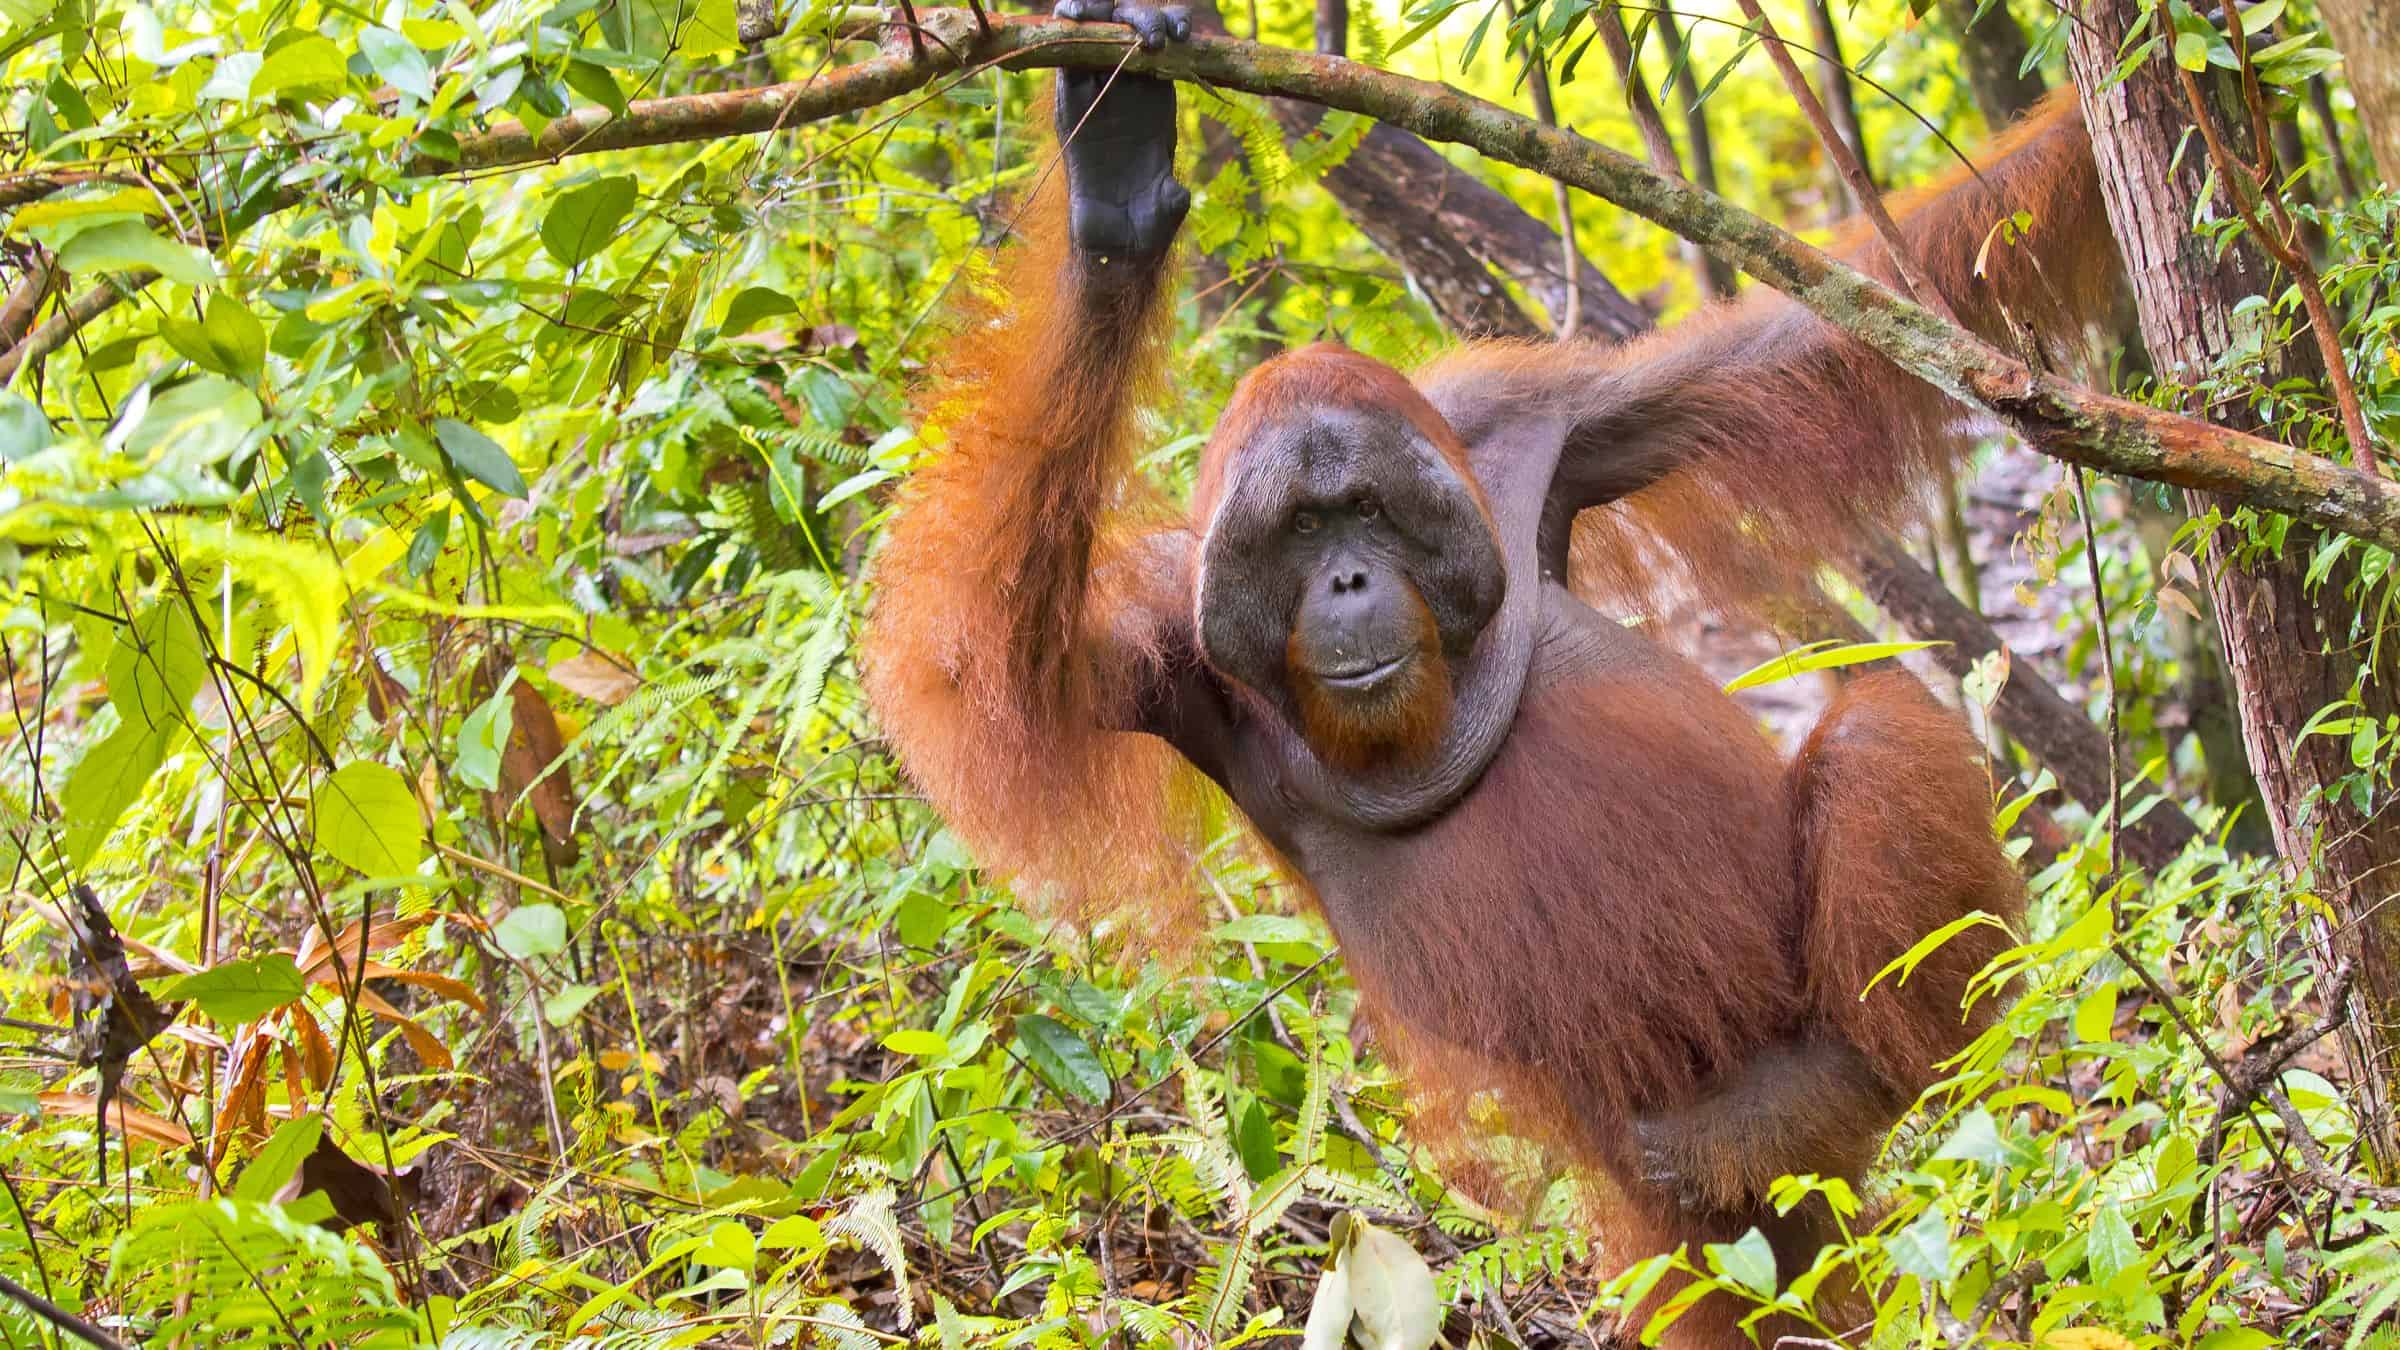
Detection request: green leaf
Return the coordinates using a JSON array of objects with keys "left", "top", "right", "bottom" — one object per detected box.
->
[
  {"left": 55, "top": 219, "right": 216, "bottom": 287},
  {"left": 60, "top": 603, "right": 209, "bottom": 864},
  {"left": 432, "top": 418, "right": 528, "bottom": 497},
  {"left": 105, "top": 601, "right": 208, "bottom": 738},
  {"left": 494, "top": 903, "right": 569, "bottom": 960},
  {"left": 893, "top": 890, "right": 956, "bottom": 950},
  {"left": 2085, "top": 1202, "right": 2140, "bottom": 1281},
  {"left": 253, "top": 34, "right": 347, "bottom": 97},
  {"left": 1886, "top": 1206, "right": 1954, "bottom": 1281},
  {"left": 1015, "top": 1013, "right": 1108, "bottom": 1104},
  {"left": 561, "top": 59, "right": 626, "bottom": 116},
  {"left": 160, "top": 294, "right": 265, "bottom": 383},
  {"left": 58, "top": 720, "right": 170, "bottom": 866},
  {"left": 1722, "top": 640, "right": 1939, "bottom": 693},
  {"left": 718, "top": 285, "right": 796, "bottom": 336},
  {"left": 1931, "top": 1107, "right": 2005, "bottom": 1166},
  {"left": 358, "top": 27, "right": 432, "bottom": 100},
  {"left": 2173, "top": 28, "right": 2210, "bottom": 70},
  {"left": 231, "top": 1114, "right": 324, "bottom": 1201},
  {"left": 123, "top": 375, "right": 261, "bottom": 466},
  {"left": 1703, "top": 1226, "right": 1778, "bottom": 1296},
  {"left": 2074, "top": 983, "right": 2119, "bottom": 1044},
  {"left": 1, "top": 391, "right": 55, "bottom": 458},
  {"left": 544, "top": 981, "right": 603, "bottom": 1025},
  {"left": 454, "top": 679, "right": 517, "bottom": 792},
  {"left": 314, "top": 762, "right": 426, "bottom": 876},
  {"left": 162, "top": 953, "right": 307, "bottom": 1025},
  {"left": 697, "top": 1220, "right": 756, "bottom": 1272},
  {"left": 882, "top": 1028, "right": 952, "bottom": 1058},
  {"left": 539, "top": 175, "right": 638, "bottom": 268}
]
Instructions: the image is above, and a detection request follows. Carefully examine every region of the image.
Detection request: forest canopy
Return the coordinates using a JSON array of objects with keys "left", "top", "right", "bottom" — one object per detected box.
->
[{"left": 5, "top": 0, "right": 2400, "bottom": 1346}]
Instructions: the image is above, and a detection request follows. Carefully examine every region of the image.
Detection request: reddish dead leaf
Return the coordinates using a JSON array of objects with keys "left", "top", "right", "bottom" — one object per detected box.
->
[
  {"left": 548, "top": 649, "right": 642, "bottom": 706},
  {"left": 36, "top": 1092, "right": 194, "bottom": 1149},
  {"left": 294, "top": 912, "right": 444, "bottom": 979},
  {"left": 294, "top": 1009, "right": 336, "bottom": 1088},
  {"left": 497, "top": 678, "right": 581, "bottom": 868},
  {"left": 304, "top": 959, "right": 486, "bottom": 1013},
  {"left": 354, "top": 985, "right": 454, "bottom": 1071}
]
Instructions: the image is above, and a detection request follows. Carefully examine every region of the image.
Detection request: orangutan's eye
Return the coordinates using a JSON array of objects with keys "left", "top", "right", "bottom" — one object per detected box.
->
[
  {"left": 1355, "top": 495, "right": 1380, "bottom": 520},
  {"left": 1293, "top": 509, "right": 1322, "bottom": 534}
]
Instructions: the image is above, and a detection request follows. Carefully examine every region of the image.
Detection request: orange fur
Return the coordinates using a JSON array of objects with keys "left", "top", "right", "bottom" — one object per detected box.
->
[
  {"left": 1285, "top": 587, "right": 1451, "bottom": 771},
  {"left": 868, "top": 94, "right": 2079, "bottom": 1348},
  {"left": 860, "top": 150, "right": 1207, "bottom": 930},
  {"left": 1417, "top": 90, "right": 2115, "bottom": 620}
]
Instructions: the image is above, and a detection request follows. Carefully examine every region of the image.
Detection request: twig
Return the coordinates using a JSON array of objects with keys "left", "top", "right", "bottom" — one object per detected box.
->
[
  {"left": 1729, "top": 0, "right": 1956, "bottom": 324},
  {"left": 1508, "top": 2, "right": 1581, "bottom": 338},
  {"left": 0, "top": 271, "right": 147, "bottom": 385},
  {"left": 2167, "top": 16, "right": 2378, "bottom": 475},
  {"left": 0, "top": 1272, "right": 130, "bottom": 1350}
]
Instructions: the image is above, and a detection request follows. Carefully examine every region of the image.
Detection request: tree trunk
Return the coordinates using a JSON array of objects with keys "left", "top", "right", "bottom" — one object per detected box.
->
[
  {"left": 2319, "top": 0, "right": 2400, "bottom": 181},
  {"left": 1938, "top": 0, "right": 2047, "bottom": 125},
  {"left": 2069, "top": 0, "right": 2400, "bottom": 1170}
]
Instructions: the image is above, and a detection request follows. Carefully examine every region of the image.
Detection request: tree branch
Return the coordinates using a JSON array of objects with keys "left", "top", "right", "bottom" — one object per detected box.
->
[
  {"left": 12, "top": 14, "right": 2396, "bottom": 558},
  {"left": 411, "top": 16, "right": 2400, "bottom": 552}
]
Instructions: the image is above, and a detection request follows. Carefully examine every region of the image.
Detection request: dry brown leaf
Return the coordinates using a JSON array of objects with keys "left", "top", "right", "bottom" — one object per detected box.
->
[
  {"left": 294, "top": 912, "right": 444, "bottom": 978},
  {"left": 36, "top": 1092, "right": 194, "bottom": 1148},
  {"left": 353, "top": 985, "right": 454, "bottom": 1071},
  {"left": 548, "top": 650, "right": 642, "bottom": 706},
  {"left": 303, "top": 959, "right": 487, "bottom": 1013},
  {"left": 498, "top": 678, "right": 581, "bottom": 867}
]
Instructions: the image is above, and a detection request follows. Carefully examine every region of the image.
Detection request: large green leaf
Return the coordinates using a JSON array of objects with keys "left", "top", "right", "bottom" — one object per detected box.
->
[
  {"left": 1016, "top": 1014, "right": 1108, "bottom": 1104},
  {"left": 313, "top": 762, "right": 426, "bottom": 876},
  {"left": 55, "top": 219, "right": 215, "bottom": 286},
  {"left": 252, "top": 34, "right": 346, "bottom": 98},
  {"left": 493, "top": 903, "right": 568, "bottom": 960},
  {"left": 58, "top": 603, "right": 209, "bottom": 863},
  {"left": 539, "top": 176, "right": 637, "bottom": 268},
  {"left": 433, "top": 418, "right": 528, "bottom": 498},
  {"left": 162, "top": 952, "right": 307, "bottom": 1025}
]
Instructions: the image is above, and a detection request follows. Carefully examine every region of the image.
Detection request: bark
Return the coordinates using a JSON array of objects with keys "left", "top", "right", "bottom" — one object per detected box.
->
[
  {"left": 2319, "top": 0, "right": 2400, "bottom": 182},
  {"left": 1938, "top": 0, "right": 2046, "bottom": 126},
  {"left": 2070, "top": 0, "right": 2400, "bottom": 1170},
  {"left": 1278, "top": 114, "right": 1549, "bottom": 339}
]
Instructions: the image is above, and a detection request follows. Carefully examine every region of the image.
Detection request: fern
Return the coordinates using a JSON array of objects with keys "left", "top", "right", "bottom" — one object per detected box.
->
[
  {"left": 1288, "top": 111, "right": 1375, "bottom": 183},
  {"left": 1351, "top": 2, "right": 1390, "bottom": 64},
  {"left": 110, "top": 1198, "right": 422, "bottom": 1346},
  {"left": 1439, "top": 1227, "right": 1590, "bottom": 1303},
  {"left": 829, "top": 1188, "right": 912, "bottom": 1328},
  {"left": 1204, "top": 96, "right": 1296, "bottom": 194}
]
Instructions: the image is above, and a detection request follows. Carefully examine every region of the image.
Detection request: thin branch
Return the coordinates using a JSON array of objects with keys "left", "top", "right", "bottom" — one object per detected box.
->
[
  {"left": 0, "top": 1272, "right": 129, "bottom": 1350},
  {"left": 1729, "top": 0, "right": 1956, "bottom": 324},
  {"left": 2168, "top": 15, "right": 2379, "bottom": 476}
]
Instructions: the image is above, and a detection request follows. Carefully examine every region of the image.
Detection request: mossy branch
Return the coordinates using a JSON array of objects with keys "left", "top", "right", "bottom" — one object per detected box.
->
[{"left": 9, "top": 12, "right": 2395, "bottom": 555}]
